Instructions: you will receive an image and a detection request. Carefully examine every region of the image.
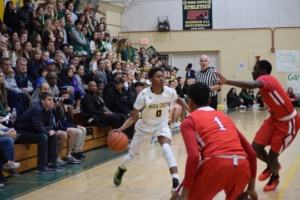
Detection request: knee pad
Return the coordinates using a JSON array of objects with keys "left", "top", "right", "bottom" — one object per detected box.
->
[{"left": 162, "top": 143, "right": 177, "bottom": 168}]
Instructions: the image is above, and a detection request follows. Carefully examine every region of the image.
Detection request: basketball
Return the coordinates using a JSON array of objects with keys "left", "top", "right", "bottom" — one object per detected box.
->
[{"left": 107, "top": 131, "right": 129, "bottom": 153}]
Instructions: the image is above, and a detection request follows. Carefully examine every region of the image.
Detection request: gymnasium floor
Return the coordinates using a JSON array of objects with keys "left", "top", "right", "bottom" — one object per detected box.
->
[{"left": 2, "top": 108, "right": 300, "bottom": 200}]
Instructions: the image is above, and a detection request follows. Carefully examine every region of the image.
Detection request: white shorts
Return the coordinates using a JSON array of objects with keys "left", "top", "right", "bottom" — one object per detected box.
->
[{"left": 129, "top": 119, "right": 172, "bottom": 155}]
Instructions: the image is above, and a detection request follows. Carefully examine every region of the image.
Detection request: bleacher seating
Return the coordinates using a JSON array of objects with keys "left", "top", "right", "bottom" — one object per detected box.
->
[{"left": 3, "top": 112, "right": 111, "bottom": 177}]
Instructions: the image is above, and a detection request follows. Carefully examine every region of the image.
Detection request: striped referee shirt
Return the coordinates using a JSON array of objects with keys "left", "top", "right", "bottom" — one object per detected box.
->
[{"left": 195, "top": 67, "right": 219, "bottom": 97}]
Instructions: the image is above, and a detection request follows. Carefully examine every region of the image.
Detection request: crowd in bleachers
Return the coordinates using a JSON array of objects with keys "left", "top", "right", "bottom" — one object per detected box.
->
[{"left": 0, "top": 0, "right": 193, "bottom": 187}]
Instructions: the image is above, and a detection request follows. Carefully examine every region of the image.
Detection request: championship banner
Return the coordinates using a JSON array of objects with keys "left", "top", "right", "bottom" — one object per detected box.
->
[{"left": 182, "top": 0, "right": 213, "bottom": 30}]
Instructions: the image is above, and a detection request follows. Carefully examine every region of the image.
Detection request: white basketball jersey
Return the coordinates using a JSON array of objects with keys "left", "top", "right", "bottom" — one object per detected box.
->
[{"left": 134, "top": 86, "right": 177, "bottom": 125}]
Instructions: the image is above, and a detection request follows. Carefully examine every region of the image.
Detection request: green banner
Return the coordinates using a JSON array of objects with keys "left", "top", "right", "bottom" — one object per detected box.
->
[{"left": 182, "top": 0, "right": 213, "bottom": 30}]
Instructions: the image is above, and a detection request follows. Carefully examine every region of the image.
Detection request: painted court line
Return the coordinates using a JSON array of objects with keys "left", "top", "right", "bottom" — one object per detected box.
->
[{"left": 276, "top": 155, "right": 300, "bottom": 200}]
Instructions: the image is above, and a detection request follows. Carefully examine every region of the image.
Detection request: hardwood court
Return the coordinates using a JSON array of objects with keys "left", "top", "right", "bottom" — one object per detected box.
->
[{"left": 15, "top": 109, "right": 300, "bottom": 200}]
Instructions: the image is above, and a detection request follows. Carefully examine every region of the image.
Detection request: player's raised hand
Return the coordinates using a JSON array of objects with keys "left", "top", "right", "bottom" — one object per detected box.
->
[{"left": 214, "top": 71, "right": 227, "bottom": 85}]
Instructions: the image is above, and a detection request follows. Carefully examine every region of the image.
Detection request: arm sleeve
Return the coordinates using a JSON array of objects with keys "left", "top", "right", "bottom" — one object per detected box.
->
[
  {"left": 181, "top": 117, "right": 201, "bottom": 189},
  {"left": 237, "top": 130, "right": 257, "bottom": 178}
]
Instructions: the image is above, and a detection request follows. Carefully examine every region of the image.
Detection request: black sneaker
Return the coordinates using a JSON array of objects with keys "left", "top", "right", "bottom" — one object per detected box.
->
[
  {"left": 72, "top": 152, "right": 87, "bottom": 160},
  {"left": 0, "top": 176, "right": 11, "bottom": 184},
  {"left": 113, "top": 165, "right": 127, "bottom": 186},
  {"left": 48, "top": 164, "right": 65, "bottom": 171},
  {"left": 35, "top": 166, "right": 55, "bottom": 174},
  {"left": 172, "top": 178, "right": 179, "bottom": 190}
]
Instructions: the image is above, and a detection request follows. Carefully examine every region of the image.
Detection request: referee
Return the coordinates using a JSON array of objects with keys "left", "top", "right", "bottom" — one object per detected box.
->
[{"left": 195, "top": 55, "right": 221, "bottom": 109}]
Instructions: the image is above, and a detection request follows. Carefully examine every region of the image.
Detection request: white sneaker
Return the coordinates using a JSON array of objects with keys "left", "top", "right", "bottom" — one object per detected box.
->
[
  {"left": 73, "top": 107, "right": 81, "bottom": 113},
  {"left": 2, "top": 161, "right": 20, "bottom": 170}
]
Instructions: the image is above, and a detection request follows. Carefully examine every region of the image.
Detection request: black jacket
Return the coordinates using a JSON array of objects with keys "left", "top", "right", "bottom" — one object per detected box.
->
[
  {"left": 104, "top": 87, "right": 133, "bottom": 115},
  {"left": 81, "top": 90, "right": 107, "bottom": 116},
  {"left": 14, "top": 103, "right": 53, "bottom": 135}
]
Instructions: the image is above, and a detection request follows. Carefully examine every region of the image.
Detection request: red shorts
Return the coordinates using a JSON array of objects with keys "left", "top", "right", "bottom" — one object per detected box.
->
[
  {"left": 254, "top": 114, "right": 300, "bottom": 154},
  {"left": 178, "top": 157, "right": 250, "bottom": 200}
]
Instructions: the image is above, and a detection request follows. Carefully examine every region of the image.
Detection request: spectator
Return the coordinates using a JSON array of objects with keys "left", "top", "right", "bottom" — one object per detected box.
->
[
  {"left": 104, "top": 77, "right": 134, "bottom": 139},
  {"left": 0, "top": 35, "right": 9, "bottom": 59},
  {"left": 58, "top": 91, "right": 87, "bottom": 160},
  {"left": 45, "top": 41, "right": 55, "bottom": 58},
  {"left": 56, "top": 1, "right": 65, "bottom": 19},
  {"left": 287, "top": 87, "right": 298, "bottom": 107},
  {"left": 81, "top": 81, "right": 125, "bottom": 128},
  {"left": 28, "top": 10, "right": 43, "bottom": 37},
  {"left": 227, "top": 87, "right": 244, "bottom": 108},
  {"left": 81, "top": 26, "right": 91, "bottom": 60},
  {"left": 8, "top": 40, "right": 22, "bottom": 68},
  {"left": 0, "top": 70, "right": 10, "bottom": 118},
  {"left": 3, "top": 1, "right": 21, "bottom": 33},
  {"left": 94, "top": 59, "right": 108, "bottom": 86},
  {"left": 17, "top": 0, "right": 34, "bottom": 30},
  {"left": 89, "top": 31, "right": 100, "bottom": 54},
  {"left": 52, "top": 19, "right": 65, "bottom": 51},
  {"left": 14, "top": 92, "right": 64, "bottom": 173},
  {"left": 59, "top": 18, "right": 68, "bottom": 44},
  {"left": 185, "top": 63, "right": 195, "bottom": 79},
  {"left": 239, "top": 88, "right": 255, "bottom": 108},
  {"left": 0, "top": 144, "right": 20, "bottom": 187},
  {"left": 120, "top": 39, "right": 135, "bottom": 62},
  {"left": 69, "top": 20, "right": 87, "bottom": 52},
  {"left": 0, "top": 122, "right": 19, "bottom": 176},
  {"left": 30, "top": 82, "right": 50, "bottom": 108},
  {"left": 4, "top": 57, "right": 31, "bottom": 115},
  {"left": 53, "top": 50, "right": 67, "bottom": 76},
  {"left": 175, "top": 77, "right": 185, "bottom": 99},
  {"left": 195, "top": 55, "right": 221, "bottom": 109},
  {"left": 46, "top": 71, "right": 60, "bottom": 96},
  {"left": 22, "top": 41, "right": 32, "bottom": 60},
  {"left": 27, "top": 49, "right": 43, "bottom": 87},
  {"left": 42, "top": 19, "right": 55, "bottom": 47}
]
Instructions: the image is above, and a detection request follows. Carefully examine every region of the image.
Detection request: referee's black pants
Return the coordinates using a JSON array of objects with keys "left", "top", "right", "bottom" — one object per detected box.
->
[{"left": 209, "top": 95, "right": 218, "bottom": 110}]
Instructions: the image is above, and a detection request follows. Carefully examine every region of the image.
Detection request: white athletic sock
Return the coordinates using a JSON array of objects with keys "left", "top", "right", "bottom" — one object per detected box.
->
[
  {"left": 122, "top": 153, "right": 134, "bottom": 166},
  {"left": 172, "top": 173, "right": 179, "bottom": 179}
]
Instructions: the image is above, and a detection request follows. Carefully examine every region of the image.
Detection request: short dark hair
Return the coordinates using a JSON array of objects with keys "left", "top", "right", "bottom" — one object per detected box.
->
[
  {"left": 186, "top": 63, "right": 192, "bottom": 69},
  {"left": 148, "top": 67, "right": 163, "bottom": 79},
  {"left": 188, "top": 82, "right": 210, "bottom": 107},
  {"left": 39, "top": 92, "right": 54, "bottom": 101},
  {"left": 58, "top": 90, "right": 69, "bottom": 97},
  {"left": 256, "top": 60, "right": 272, "bottom": 74},
  {"left": 74, "top": 20, "right": 82, "bottom": 26}
]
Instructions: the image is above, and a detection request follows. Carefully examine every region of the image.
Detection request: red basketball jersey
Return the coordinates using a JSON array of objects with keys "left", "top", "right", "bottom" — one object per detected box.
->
[
  {"left": 257, "top": 75, "right": 295, "bottom": 120},
  {"left": 188, "top": 107, "right": 247, "bottom": 158}
]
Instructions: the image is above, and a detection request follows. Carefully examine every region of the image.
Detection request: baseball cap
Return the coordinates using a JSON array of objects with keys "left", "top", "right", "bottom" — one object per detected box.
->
[
  {"left": 46, "top": 59, "right": 56, "bottom": 65},
  {"left": 81, "top": 51, "right": 88, "bottom": 56}
]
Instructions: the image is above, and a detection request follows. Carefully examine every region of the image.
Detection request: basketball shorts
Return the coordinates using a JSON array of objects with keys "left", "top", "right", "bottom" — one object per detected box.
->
[
  {"left": 177, "top": 157, "right": 250, "bottom": 200},
  {"left": 129, "top": 119, "right": 172, "bottom": 155},
  {"left": 254, "top": 114, "right": 300, "bottom": 154}
]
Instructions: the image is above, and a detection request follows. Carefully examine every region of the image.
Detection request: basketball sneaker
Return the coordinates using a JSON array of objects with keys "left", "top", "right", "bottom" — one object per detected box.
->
[
  {"left": 263, "top": 175, "right": 280, "bottom": 191},
  {"left": 258, "top": 164, "right": 282, "bottom": 181},
  {"left": 172, "top": 178, "right": 179, "bottom": 191},
  {"left": 114, "top": 165, "right": 127, "bottom": 186}
]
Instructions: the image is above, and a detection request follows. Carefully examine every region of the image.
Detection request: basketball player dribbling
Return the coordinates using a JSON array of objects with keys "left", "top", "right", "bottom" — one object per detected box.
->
[
  {"left": 171, "top": 82, "right": 258, "bottom": 200},
  {"left": 215, "top": 60, "right": 300, "bottom": 191},
  {"left": 111, "top": 67, "right": 190, "bottom": 191}
]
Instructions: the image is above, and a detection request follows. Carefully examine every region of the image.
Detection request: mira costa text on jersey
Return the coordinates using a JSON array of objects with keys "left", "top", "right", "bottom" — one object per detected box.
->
[{"left": 148, "top": 102, "right": 170, "bottom": 109}]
